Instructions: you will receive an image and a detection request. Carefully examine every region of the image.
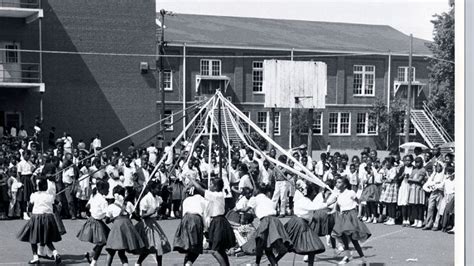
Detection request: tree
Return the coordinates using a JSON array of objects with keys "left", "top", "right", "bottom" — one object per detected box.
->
[
  {"left": 370, "top": 99, "right": 407, "bottom": 150},
  {"left": 426, "top": 6, "right": 455, "bottom": 138}
]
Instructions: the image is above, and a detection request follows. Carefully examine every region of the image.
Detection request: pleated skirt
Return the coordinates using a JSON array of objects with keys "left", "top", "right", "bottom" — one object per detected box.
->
[
  {"left": 331, "top": 209, "right": 371, "bottom": 242},
  {"left": 173, "top": 213, "right": 204, "bottom": 254},
  {"left": 135, "top": 217, "right": 171, "bottom": 255},
  {"left": 77, "top": 217, "right": 110, "bottom": 245},
  {"left": 208, "top": 215, "right": 236, "bottom": 251},
  {"left": 254, "top": 216, "right": 292, "bottom": 254},
  {"left": 284, "top": 217, "right": 325, "bottom": 255},
  {"left": 105, "top": 216, "right": 145, "bottom": 253},
  {"left": 17, "top": 213, "right": 62, "bottom": 244}
]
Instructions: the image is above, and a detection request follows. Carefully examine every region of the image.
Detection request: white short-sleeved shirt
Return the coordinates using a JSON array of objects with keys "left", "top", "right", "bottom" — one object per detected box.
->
[
  {"left": 315, "top": 161, "right": 324, "bottom": 176},
  {"left": 204, "top": 190, "right": 226, "bottom": 217},
  {"left": 106, "top": 165, "right": 119, "bottom": 179},
  {"left": 235, "top": 196, "right": 250, "bottom": 210},
  {"left": 337, "top": 189, "right": 358, "bottom": 212},
  {"left": 107, "top": 179, "right": 124, "bottom": 199},
  {"left": 182, "top": 194, "right": 208, "bottom": 217},
  {"left": 62, "top": 167, "right": 75, "bottom": 184},
  {"left": 88, "top": 193, "right": 108, "bottom": 220},
  {"left": 238, "top": 174, "right": 253, "bottom": 190},
  {"left": 247, "top": 194, "right": 276, "bottom": 219},
  {"left": 312, "top": 193, "right": 328, "bottom": 210},
  {"left": 17, "top": 160, "right": 34, "bottom": 175},
  {"left": 293, "top": 191, "right": 318, "bottom": 221},
  {"left": 106, "top": 201, "right": 134, "bottom": 218},
  {"left": 140, "top": 192, "right": 162, "bottom": 218},
  {"left": 164, "top": 146, "right": 174, "bottom": 165},
  {"left": 122, "top": 166, "right": 136, "bottom": 187},
  {"left": 30, "top": 191, "right": 54, "bottom": 214},
  {"left": 444, "top": 178, "right": 455, "bottom": 195}
]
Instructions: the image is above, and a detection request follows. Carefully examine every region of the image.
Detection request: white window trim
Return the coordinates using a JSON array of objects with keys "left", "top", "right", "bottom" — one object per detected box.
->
[
  {"left": 257, "top": 111, "right": 268, "bottom": 134},
  {"left": 164, "top": 111, "right": 173, "bottom": 131},
  {"left": 200, "top": 59, "right": 221, "bottom": 76},
  {"left": 273, "top": 111, "right": 281, "bottom": 136},
  {"left": 300, "top": 112, "right": 323, "bottom": 136},
  {"left": 356, "top": 113, "right": 378, "bottom": 136},
  {"left": 252, "top": 61, "right": 264, "bottom": 94},
  {"left": 164, "top": 70, "right": 173, "bottom": 91},
  {"left": 397, "top": 66, "right": 416, "bottom": 82},
  {"left": 353, "top": 65, "right": 375, "bottom": 97},
  {"left": 328, "top": 112, "right": 351, "bottom": 136}
]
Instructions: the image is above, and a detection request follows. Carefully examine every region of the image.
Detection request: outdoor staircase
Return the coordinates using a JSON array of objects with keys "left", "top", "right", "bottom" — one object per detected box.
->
[
  {"left": 213, "top": 107, "right": 241, "bottom": 145},
  {"left": 410, "top": 102, "right": 453, "bottom": 149}
]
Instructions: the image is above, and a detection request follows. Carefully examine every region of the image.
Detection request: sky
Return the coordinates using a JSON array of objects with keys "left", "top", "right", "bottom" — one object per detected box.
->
[{"left": 156, "top": 0, "right": 451, "bottom": 41}]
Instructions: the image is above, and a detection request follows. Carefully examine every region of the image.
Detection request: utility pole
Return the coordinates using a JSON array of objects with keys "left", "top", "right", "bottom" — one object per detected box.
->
[
  {"left": 159, "top": 9, "right": 166, "bottom": 134},
  {"left": 404, "top": 34, "right": 413, "bottom": 143},
  {"left": 218, "top": 97, "right": 223, "bottom": 180}
]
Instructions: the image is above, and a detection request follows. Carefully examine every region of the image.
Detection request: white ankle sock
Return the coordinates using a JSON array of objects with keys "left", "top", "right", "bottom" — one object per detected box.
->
[{"left": 52, "top": 250, "right": 58, "bottom": 256}]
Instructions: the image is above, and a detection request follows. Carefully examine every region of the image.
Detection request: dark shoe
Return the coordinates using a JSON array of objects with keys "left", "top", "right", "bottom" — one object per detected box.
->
[
  {"left": 38, "top": 254, "right": 54, "bottom": 260},
  {"left": 54, "top": 254, "right": 62, "bottom": 264},
  {"left": 84, "top": 252, "right": 91, "bottom": 264}
]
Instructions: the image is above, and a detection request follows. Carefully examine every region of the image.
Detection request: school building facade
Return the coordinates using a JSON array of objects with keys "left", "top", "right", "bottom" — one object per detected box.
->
[
  {"left": 157, "top": 14, "right": 434, "bottom": 150},
  {"left": 0, "top": 0, "right": 158, "bottom": 148}
]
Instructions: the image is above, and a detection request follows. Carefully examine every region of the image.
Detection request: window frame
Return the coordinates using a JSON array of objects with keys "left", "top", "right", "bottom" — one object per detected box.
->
[
  {"left": 273, "top": 111, "right": 281, "bottom": 136},
  {"left": 397, "top": 113, "right": 416, "bottom": 136},
  {"left": 328, "top": 112, "right": 351, "bottom": 136},
  {"left": 356, "top": 113, "right": 378, "bottom": 136},
  {"left": 257, "top": 111, "right": 268, "bottom": 134},
  {"left": 5, "top": 43, "right": 19, "bottom": 63},
  {"left": 200, "top": 59, "right": 221, "bottom": 76},
  {"left": 300, "top": 112, "right": 323, "bottom": 136},
  {"left": 163, "top": 110, "right": 173, "bottom": 131},
  {"left": 353, "top": 65, "right": 376, "bottom": 96},
  {"left": 163, "top": 70, "right": 173, "bottom": 91},
  {"left": 397, "top": 66, "right": 416, "bottom": 82},
  {"left": 252, "top": 61, "right": 264, "bottom": 93}
]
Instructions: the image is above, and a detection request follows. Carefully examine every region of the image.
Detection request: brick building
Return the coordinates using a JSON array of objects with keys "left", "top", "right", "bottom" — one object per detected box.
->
[
  {"left": 157, "top": 14, "right": 437, "bottom": 150},
  {"left": 1, "top": 0, "right": 157, "bottom": 148}
]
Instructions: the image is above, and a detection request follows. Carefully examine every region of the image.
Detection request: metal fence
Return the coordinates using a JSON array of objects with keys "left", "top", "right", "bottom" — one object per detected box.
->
[
  {"left": 0, "top": 0, "right": 40, "bottom": 9},
  {"left": 0, "top": 62, "right": 41, "bottom": 83}
]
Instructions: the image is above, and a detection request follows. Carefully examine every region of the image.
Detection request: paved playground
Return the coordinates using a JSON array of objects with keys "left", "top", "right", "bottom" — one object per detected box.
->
[{"left": 0, "top": 218, "right": 453, "bottom": 265}]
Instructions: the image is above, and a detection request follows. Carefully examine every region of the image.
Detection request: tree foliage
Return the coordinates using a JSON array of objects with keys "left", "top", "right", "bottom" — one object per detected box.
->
[
  {"left": 426, "top": 7, "right": 455, "bottom": 138},
  {"left": 370, "top": 99, "right": 407, "bottom": 150}
]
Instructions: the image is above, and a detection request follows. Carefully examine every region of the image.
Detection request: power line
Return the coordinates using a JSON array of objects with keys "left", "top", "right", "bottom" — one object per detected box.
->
[{"left": 0, "top": 47, "right": 387, "bottom": 59}]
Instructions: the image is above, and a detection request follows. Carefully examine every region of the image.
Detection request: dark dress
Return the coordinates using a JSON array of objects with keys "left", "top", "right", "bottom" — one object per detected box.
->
[
  {"left": 173, "top": 213, "right": 204, "bottom": 254},
  {"left": 105, "top": 203, "right": 145, "bottom": 253}
]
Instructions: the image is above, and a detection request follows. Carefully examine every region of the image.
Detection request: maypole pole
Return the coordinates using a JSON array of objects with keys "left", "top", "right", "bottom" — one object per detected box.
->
[{"left": 218, "top": 90, "right": 223, "bottom": 180}]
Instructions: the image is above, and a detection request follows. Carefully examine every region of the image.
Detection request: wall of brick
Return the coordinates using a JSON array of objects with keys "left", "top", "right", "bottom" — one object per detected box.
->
[{"left": 38, "top": 0, "right": 157, "bottom": 150}]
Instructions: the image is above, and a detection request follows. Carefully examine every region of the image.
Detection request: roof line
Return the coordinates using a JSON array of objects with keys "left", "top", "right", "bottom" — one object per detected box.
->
[{"left": 167, "top": 43, "right": 432, "bottom": 58}]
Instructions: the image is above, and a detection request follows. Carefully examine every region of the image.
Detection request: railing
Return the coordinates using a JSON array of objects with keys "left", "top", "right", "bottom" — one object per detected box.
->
[
  {"left": 422, "top": 101, "right": 454, "bottom": 143},
  {"left": 0, "top": 62, "right": 41, "bottom": 83},
  {"left": 0, "top": 0, "right": 40, "bottom": 8}
]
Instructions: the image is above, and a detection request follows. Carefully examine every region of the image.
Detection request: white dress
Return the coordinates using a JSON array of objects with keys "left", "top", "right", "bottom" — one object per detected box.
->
[{"left": 397, "top": 166, "right": 412, "bottom": 206}]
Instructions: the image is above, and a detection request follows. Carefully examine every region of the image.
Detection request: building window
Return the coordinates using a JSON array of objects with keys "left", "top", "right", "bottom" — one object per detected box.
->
[
  {"left": 301, "top": 112, "right": 323, "bottom": 135},
  {"left": 164, "top": 70, "right": 172, "bottom": 91},
  {"left": 252, "top": 61, "right": 263, "bottom": 93},
  {"left": 164, "top": 110, "right": 173, "bottom": 131},
  {"left": 257, "top": 112, "right": 268, "bottom": 133},
  {"left": 241, "top": 111, "right": 251, "bottom": 133},
  {"left": 5, "top": 44, "right": 19, "bottom": 63},
  {"left": 273, "top": 112, "right": 281, "bottom": 136},
  {"left": 356, "top": 113, "right": 378, "bottom": 135},
  {"left": 353, "top": 65, "right": 375, "bottom": 96},
  {"left": 397, "top": 66, "right": 416, "bottom": 82},
  {"left": 313, "top": 112, "right": 323, "bottom": 135},
  {"left": 200, "top": 59, "right": 221, "bottom": 76},
  {"left": 329, "top": 112, "right": 351, "bottom": 135}
]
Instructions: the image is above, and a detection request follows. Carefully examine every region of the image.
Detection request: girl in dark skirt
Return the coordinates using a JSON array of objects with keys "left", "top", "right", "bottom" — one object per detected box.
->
[
  {"left": 246, "top": 183, "right": 292, "bottom": 266},
  {"left": 173, "top": 185, "right": 208, "bottom": 265},
  {"left": 77, "top": 180, "right": 110, "bottom": 265},
  {"left": 285, "top": 180, "right": 325, "bottom": 266},
  {"left": 105, "top": 186, "right": 145, "bottom": 266},
  {"left": 188, "top": 177, "right": 236, "bottom": 266},
  {"left": 326, "top": 177, "right": 371, "bottom": 265},
  {"left": 17, "top": 150, "right": 36, "bottom": 220},
  {"left": 17, "top": 179, "right": 62, "bottom": 264},
  {"left": 135, "top": 180, "right": 171, "bottom": 266}
]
